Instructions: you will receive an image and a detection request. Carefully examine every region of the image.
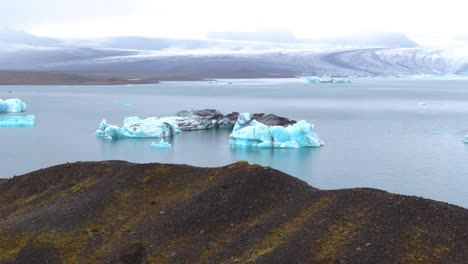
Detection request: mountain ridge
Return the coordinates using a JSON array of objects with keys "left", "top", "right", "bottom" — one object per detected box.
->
[{"left": 0, "top": 161, "right": 467, "bottom": 263}]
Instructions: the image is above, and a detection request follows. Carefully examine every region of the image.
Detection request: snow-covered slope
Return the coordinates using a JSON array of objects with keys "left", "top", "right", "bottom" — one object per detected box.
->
[{"left": 1, "top": 30, "right": 468, "bottom": 77}]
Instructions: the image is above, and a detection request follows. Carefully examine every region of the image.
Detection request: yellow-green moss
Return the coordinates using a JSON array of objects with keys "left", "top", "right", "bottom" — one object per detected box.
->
[
  {"left": 400, "top": 227, "right": 452, "bottom": 264},
  {"left": 313, "top": 209, "right": 368, "bottom": 261},
  {"left": 4, "top": 176, "right": 96, "bottom": 219},
  {"left": 34, "top": 231, "right": 90, "bottom": 264},
  {"left": 234, "top": 195, "right": 335, "bottom": 263},
  {"left": 0, "top": 227, "right": 29, "bottom": 262},
  {"left": 87, "top": 169, "right": 215, "bottom": 262}
]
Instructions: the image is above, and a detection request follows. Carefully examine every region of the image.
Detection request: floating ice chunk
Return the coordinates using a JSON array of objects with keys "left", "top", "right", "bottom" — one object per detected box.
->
[
  {"left": 0, "top": 99, "right": 27, "bottom": 113},
  {"left": 0, "top": 115, "right": 35, "bottom": 127},
  {"left": 463, "top": 136, "right": 468, "bottom": 143},
  {"left": 306, "top": 77, "right": 321, "bottom": 83},
  {"left": 335, "top": 79, "right": 352, "bottom": 83},
  {"left": 151, "top": 138, "right": 172, "bottom": 148},
  {"left": 95, "top": 117, "right": 181, "bottom": 140},
  {"left": 120, "top": 103, "right": 133, "bottom": 108},
  {"left": 229, "top": 113, "right": 324, "bottom": 148}
]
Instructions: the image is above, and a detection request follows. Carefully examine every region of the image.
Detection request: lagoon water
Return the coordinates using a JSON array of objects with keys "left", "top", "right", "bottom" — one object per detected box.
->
[{"left": 1, "top": 79, "right": 468, "bottom": 207}]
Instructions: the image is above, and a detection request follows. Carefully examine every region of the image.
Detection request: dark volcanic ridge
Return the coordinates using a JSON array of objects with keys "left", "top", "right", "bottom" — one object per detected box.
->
[
  {"left": 0, "top": 71, "right": 161, "bottom": 85},
  {"left": 0, "top": 161, "right": 467, "bottom": 264}
]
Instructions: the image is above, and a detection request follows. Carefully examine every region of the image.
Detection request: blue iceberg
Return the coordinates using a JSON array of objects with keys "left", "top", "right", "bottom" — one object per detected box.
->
[
  {"left": 0, "top": 99, "right": 27, "bottom": 113},
  {"left": 229, "top": 113, "right": 324, "bottom": 148},
  {"left": 96, "top": 116, "right": 181, "bottom": 140},
  {"left": 151, "top": 139, "right": 172, "bottom": 148},
  {"left": 306, "top": 77, "right": 351, "bottom": 84},
  {"left": 0, "top": 115, "right": 35, "bottom": 127},
  {"left": 463, "top": 136, "right": 468, "bottom": 143}
]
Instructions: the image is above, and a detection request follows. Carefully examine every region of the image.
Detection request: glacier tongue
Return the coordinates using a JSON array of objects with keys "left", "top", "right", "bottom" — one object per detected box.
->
[
  {"left": 229, "top": 113, "right": 324, "bottom": 148},
  {"left": 0, "top": 115, "right": 35, "bottom": 127},
  {"left": 0, "top": 99, "right": 27, "bottom": 113},
  {"left": 95, "top": 117, "right": 181, "bottom": 140}
]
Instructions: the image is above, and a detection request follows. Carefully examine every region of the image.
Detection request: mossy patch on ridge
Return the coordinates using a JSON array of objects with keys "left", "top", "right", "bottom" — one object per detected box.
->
[
  {"left": 313, "top": 208, "right": 368, "bottom": 261},
  {"left": 235, "top": 195, "right": 335, "bottom": 263},
  {"left": 400, "top": 227, "right": 452, "bottom": 264}
]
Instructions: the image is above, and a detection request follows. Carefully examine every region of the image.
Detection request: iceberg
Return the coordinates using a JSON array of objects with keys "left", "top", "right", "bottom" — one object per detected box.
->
[
  {"left": 334, "top": 79, "right": 352, "bottom": 83},
  {"left": 0, "top": 115, "right": 35, "bottom": 127},
  {"left": 306, "top": 77, "right": 321, "bottom": 83},
  {"left": 151, "top": 139, "right": 172, "bottom": 148},
  {"left": 463, "top": 136, "right": 468, "bottom": 143},
  {"left": 95, "top": 117, "right": 181, "bottom": 140},
  {"left": 0, "top": 99, "right": 27, "bottom": 113},
  {"left": 229, "top": 113, "right": 324, "bottom": 148},
  {"left": 96, "top": 110, "right": 319, "bottom": 147},
  {"left": 306, "top": 77, "right": 351, "bottom": 84}
]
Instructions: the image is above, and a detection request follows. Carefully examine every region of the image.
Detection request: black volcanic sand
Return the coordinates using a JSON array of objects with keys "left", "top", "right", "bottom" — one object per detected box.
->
[{"left": 0, "top": 161, "right": 467, "bottom": 263}]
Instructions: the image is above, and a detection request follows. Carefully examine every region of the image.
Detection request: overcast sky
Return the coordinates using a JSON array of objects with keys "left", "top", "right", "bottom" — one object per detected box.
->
[{"left": 1, "top": 0, "right": 468, "bottom": 45}]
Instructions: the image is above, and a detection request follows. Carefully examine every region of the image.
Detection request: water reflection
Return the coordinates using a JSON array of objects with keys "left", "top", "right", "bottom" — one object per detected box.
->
[{"left": 229, "top": 146, "right": 321, "bottom": 183}]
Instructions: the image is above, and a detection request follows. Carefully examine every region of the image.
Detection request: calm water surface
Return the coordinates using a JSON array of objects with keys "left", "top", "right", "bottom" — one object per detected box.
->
[{"left": 1, "top": 78, "right": 468, "bottom": 208}]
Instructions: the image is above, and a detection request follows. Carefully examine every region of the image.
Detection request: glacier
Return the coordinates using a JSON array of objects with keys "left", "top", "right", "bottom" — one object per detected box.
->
[
  {"left": 95, "top": 117, "right": 181, "bottom": 140},
  {"left": 151, "top": 139, "right": 172, "bottom": 148},
  {"left": 229, "top": 113, "right": 324, "bottom": 148},
  {"left": 0, "top": 115, "right": 35, "bottom": 127},
  {"left": 0, "top": 99, "right": 27, "bottom": 113}
]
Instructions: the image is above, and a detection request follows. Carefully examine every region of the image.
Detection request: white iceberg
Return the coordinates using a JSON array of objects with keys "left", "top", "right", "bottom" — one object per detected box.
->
[
  {"left": 0, "top": 99, "right": 27, "bottom": 113},
  {"left": 229, "top": 113, "right": 324, "bottom": 148},
  {"left": 151, "top": 138, "right": 172, "bottom": 148},
  {"left": 96, "top": 116, "right": 181, "bottom": 140},
  {"left": 0, "top": 115, "right": 35, "bottom": 127}
]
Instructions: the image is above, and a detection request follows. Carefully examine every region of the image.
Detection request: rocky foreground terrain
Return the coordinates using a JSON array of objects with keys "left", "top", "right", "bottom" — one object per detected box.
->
[{"left": 0, "top": 161, "right": 467, "bottom": 264}]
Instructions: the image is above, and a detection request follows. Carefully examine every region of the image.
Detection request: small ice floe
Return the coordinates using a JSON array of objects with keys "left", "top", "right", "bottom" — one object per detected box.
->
[
  {"left": 151, "top": 138, "right": 172, "bottom": 148},
  {"left": 120, "top": 103, "right": 134, "bottom": 108},
  {"left": 0, "top": 98, "right": 27, "bottom": 113},
  {"left": 95, "top": 117, "right": 181, "bottom": 140},
  {"left": 0, "top": 115, "right": 35, "bottom": 127}
]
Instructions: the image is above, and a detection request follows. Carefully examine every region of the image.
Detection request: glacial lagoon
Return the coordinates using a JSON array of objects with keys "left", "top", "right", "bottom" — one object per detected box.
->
[{"left": 1, "top": 78, "right": 468, "bottom": 207}]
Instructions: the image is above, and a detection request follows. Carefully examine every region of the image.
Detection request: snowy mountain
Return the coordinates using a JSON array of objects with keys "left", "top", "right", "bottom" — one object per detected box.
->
[{"left": 1, "top": 30, "right": 467, "bottom": 78}]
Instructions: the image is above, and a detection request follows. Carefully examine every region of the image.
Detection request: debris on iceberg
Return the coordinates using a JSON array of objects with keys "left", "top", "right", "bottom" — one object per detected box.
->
[
  {"left": 0, "top": 115, "right": 35, "bottom": 127},
  {"left": 175, "top": 109, "right": 236, "bottom": 130},
  {"left": 229, "top": 113, "right": 324, "bottom": 148},
  {"left": 95, "top": 117, "right": 181, "bottom": 140},
  {"left": 151, "top": 138, "right": 172, "bottom": 148},
  {"left": 0, "top": 99, "right": 27, "bottom": 113}
]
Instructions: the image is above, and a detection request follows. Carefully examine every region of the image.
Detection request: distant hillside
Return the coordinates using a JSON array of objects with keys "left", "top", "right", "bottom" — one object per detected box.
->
[
  {"left": 0, "top": 29, "right": 61, "bottom": 47},
  {"left": 4, "top": 29, "right": 468, "bottom": 79},
  {"left": 0, "top": 161, "right": 467, "bottom": 263},
  {"left": 0, "top": 71, "right": 160, "bottom": 85}
]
